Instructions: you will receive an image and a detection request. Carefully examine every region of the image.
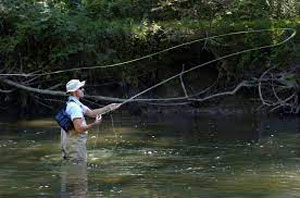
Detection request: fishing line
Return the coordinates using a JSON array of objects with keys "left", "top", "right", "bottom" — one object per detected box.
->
[
  {"left": 10, "top": 28, "right": 293, "bottom": 116},
  {"left": 95, "top": 27, "right": 296, "bottom": 114},
  {"left": 92, "top": 123, "right": 100, "bottom": 150},
  {"left": 60, "top": 28, "right": 296, "bottom": 157},
  {"left": 0, "top": 28, "right": 295, "bottom": 77},
  {"left": 110, "top": 114, "right": 120, "bottom": 150},
  {"left": 110, "top": 114, "right": 116, "bottom": 135}
]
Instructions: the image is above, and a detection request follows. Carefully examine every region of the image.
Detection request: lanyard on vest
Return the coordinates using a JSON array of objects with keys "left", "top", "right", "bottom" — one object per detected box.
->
[{"left": 66, "top": 98, "right": 84, "bottom": 111}]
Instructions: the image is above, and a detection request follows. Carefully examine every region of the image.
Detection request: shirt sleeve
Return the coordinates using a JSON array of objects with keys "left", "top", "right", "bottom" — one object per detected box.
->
[
  {"left": 66, "top": 103, "right": 84, "bottom": 121},
  {"left": 81, "top": 104, "right": 90, "bottom": 115}
]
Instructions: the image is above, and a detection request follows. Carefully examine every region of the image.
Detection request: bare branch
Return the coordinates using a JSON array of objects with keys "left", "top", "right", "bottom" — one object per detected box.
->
[
  {"left": 189, "top": 81, "right": 252, "bottom": 102},
  {"left": 179, "top": 64, "right": 189, "bottom": 98},
  {"left": 270, "top": 93, "right": 296, "bottom": 112},
  {"left": 0, "top": 78, "right": 66, "bottom": 96},
  {"left": 0, "top": 88, "right": 15, "bottom": 93},
  {"left": 271, "top": 74, "right": 281, "bottom": 102},
  {"left": 31, "top": 94, "right": 55, "bottom": 110}
]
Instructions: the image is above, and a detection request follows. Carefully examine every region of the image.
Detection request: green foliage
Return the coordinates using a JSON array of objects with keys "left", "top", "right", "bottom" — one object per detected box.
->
[
  {"left": 84, "top": 0, "right": 152, "bottom": 20},
  {"left": 229, "top": 0, "right": 271, "bottom": 20},
  {"left": 279, "top": 73, "right": 298, "bottom": 87},
  {"left": 0, "top": 0, "right": 298, "bottom": 83},
  {"left": 0, "top": 0, "right": 298, "bottom": 115},
  {"left": 226, "top": 0, "right": 298, "bottom": 20}
]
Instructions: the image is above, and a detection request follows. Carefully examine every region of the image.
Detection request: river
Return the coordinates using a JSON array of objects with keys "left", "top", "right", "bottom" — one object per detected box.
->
[{"left": 0, "top": 112, "right": 300, "bottom": 197}]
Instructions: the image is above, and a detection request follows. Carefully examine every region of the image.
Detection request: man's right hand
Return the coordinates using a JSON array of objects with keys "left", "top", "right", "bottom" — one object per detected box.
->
[{"left": 108, "top": 103, "right": 121, "bottom": 111}]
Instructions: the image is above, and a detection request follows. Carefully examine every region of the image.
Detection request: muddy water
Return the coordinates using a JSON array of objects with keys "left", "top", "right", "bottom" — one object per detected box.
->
[{"left": 0, "top": 113, "right": 300, "bottom": 197}]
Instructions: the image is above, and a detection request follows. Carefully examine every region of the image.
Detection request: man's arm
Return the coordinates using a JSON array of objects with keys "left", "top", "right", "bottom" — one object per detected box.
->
[
  {"left": 85, "top": 103, "right": 121, "bottom": 118},
  {"left": 73, "top": 115, "right": 102, "bottom": 133}
]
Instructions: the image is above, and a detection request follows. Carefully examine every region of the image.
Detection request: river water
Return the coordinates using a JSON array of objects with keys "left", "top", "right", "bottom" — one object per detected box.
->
[{"left": 0, "top": 112, "right": 300, "bottom": 197}]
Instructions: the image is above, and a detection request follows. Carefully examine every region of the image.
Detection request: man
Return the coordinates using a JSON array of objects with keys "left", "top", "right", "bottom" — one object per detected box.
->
[{"left": 61, "top": 79, "right": 120, "bottom": 163}]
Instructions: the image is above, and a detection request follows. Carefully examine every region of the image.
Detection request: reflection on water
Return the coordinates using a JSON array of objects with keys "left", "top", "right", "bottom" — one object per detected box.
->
[
  {"left": 0, "top": 113, "right": 300, "bottom": 197},
  {"left": 60, "top": 162, "right": 88, "bottom": 197}
]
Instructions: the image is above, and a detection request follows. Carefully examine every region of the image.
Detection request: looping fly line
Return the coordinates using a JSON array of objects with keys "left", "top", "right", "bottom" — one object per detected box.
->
[
  {"left": 0, "top": 28, "right": 296, "bottom": 78},
  {"left": 93, "top": 28, "right": 296, "bottom": 115}
]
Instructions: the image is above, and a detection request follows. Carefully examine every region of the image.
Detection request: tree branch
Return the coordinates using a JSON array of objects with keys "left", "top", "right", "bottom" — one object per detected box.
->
[
  {"left": 189, "top": 81, "right": 252, "bottom": 102},
  {"left": 179, "top": 64, "right": 189, "bottom": 98}
]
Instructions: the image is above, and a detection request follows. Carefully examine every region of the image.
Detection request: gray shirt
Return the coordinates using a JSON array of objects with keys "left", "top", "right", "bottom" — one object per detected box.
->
[{"left": 61, "top": 96, "right": 90, "bottom": 163}]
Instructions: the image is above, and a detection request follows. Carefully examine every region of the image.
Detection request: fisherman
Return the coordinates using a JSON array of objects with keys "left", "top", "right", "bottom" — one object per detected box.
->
[{"left": 61, "top": 79, "right": 120, "bottom": 163}]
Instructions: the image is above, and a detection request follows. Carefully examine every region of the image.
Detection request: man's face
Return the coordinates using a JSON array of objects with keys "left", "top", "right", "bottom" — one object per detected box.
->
[{"left": 75, "top": 87, "right": 85, "bottom": 98}]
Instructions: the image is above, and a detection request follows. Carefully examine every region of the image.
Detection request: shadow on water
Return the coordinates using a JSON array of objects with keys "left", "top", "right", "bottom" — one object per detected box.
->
[{"left": 0, "top": 112, "right": 300, "bottom": 197}]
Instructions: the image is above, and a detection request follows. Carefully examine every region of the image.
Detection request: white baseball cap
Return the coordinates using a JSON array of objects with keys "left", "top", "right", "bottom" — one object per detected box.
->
[{"left": 66, "top": 79, "right": 85, "bottom": 93}]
